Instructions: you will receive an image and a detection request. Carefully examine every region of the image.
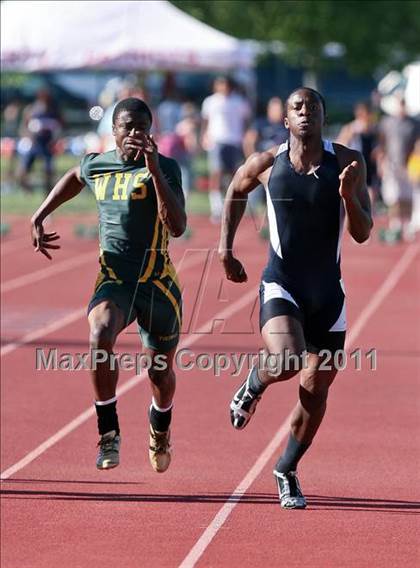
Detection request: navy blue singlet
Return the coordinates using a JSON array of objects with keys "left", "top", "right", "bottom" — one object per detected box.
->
[{"left": 259, "top": 140, "right": 347, "bottom": 352}]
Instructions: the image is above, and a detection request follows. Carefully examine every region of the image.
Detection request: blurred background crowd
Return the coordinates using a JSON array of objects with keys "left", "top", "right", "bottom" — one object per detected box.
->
[{"left": 1, "top": 0, "right": 419, "bottom": 243}]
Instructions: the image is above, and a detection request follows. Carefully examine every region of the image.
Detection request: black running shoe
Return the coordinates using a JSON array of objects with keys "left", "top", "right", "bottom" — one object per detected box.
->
[
  {"left": 273, "top": 470, "right": 307, "bottom": 509},
  {"left": 230, "top": 370, "right": 262, "bottom": 430}
]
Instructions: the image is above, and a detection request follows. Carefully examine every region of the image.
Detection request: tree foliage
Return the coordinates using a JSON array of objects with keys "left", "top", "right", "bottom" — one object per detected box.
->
[{"left": 172, "top": 0, "right": 420, "bottom": 74}]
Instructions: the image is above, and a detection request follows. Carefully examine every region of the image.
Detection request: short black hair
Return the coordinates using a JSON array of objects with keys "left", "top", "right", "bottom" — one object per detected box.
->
[
  {"left": 286, "top": 87, "right": 327, "bottom": 115},
  {"left": 112, "top": 97, "right": 153, "bottom": 125}
]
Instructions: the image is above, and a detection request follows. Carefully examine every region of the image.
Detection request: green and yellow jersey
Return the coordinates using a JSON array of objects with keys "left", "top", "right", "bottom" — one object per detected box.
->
[{"left": 80, "top": 150, "right": 184, "bottom": 283}]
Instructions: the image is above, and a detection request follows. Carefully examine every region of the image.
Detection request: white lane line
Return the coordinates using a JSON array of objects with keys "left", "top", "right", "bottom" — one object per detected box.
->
[
  {"left": 2, "top": 242, "right": 416, "bottom": 490},
  {"left": 0, "top": 248, "right": 219, "bottom": 358},
  {"left": 1, "top": 223, "right": 241, "bottom": 294},
  {"left": 1, "top": 236, "right": 32, "bottom": 255},
  {"left": 0, "top": 308, "right": 87, "bottom": 357},
  {"left": 0, "top": 288, "right": 256, "bottom": 480},
  {"left": 1, "top": 250, "right": 96, "bottom": 294},
  {"left": 179, "top": 416, "right": 292, "bottom": 568},
  {"left": 345, "top": 243, "right": 419, "bottom": 348},
  {"left": 177, "top": 243, "right": 419, "bottom": 568},
  {"left": 0, "top": 372, "right": 149, "bottom": 483}
]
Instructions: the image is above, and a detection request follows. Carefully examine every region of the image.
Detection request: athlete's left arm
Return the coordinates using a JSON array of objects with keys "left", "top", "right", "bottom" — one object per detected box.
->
[
  {"left": 143, "top": 136, "right": 187, "bottom": 237},
  {"left": 335, "top": 144, "right": 373, "bottom": 243}
]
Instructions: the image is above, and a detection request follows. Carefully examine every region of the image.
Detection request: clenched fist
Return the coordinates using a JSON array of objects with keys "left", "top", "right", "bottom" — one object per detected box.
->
[
  {"left": 219, "top": 252, "right": 248, "bottom": 283},
  {"left": 339, "top": 160, "right": 360, "bottom": 201}
]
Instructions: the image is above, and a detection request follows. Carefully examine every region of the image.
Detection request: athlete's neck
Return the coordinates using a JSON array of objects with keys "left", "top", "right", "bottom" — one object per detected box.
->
[
  {"left": 288, "top": 136, "right": 323, "bottom": 175},
  {"left": 116, "top": 147, "right": 145, "bottom": 165},
  {"left": 116, "top": 147, "right": 129, "bottom": 162}
]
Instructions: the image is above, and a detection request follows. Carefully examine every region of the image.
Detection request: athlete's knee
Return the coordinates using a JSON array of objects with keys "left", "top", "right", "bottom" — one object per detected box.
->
[
  {"left": 89, "top": 323, "right": 117, "bottom": 352},
  {"left": 298, "top": 383, "right": 329, "bottom": 412},
  {"left": 301, "top": 362, "right": 337, "bottom": 396},
  {"left": 263, "top": 348, "right": 306, "bottom": 382},
  {"left": 88, "top": 302, "right": 124, "bottom": 352},
  {"left": 268, "top": 368, "right": 300, "bottom": 382},
  {"left": 148, "top": 364, "right": 173, "bottom": 385}
]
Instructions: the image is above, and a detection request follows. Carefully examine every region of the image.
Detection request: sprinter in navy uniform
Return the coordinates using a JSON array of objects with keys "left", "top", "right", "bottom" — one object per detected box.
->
[{"left": 219, "top": 88, "right": 373, "bottom": 509}]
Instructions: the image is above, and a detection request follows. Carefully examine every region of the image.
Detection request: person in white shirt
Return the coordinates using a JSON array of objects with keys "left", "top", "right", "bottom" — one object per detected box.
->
[
  {"left": 377, "top": 98, "right": 419, "bottom": 242},
  {"left": 201, "top": 76, "right": 251, "bottom": 222}
]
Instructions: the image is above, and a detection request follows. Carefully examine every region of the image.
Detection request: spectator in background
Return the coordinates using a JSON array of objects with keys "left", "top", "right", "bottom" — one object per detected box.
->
[
  {"left": 158, "top": 103, "right": 200, "bottom": 200},
  {"left": 243, "top": 97, "right": 289, "bottom": 215},
  {"left": 2, "top": 99, "right": 21, "bottom": 138},
  {"left": 337, "top": 101, "right": 379, "bottom": 208},
  {"left": 174, "top": 102, "right": 201, "bottom": 197},
  {"left": 407, "top": 138, "right": 420, "bottom": 237},
  {"left": 17, "top": 89, "right": 62, "bottom": 194},
  {"left": 2, "top": 99, "right": 22, "bottom": 192},
  {"left": 155, "top": 81, "right": 190, "bottom": 199},
  {"left": 156, "top": 76, "right": 183, "bottom": 136},
  {"left": 97, "top": 81, "right": 148, "bottom": 151},
  {"left": 377, "top": 98, "right": 419, "bottom": 243},
  {"left": 243, "top": 97, "right": 288, "bottom": 157},
  {"left": 201, "top": 76, "right": 251, "bottom": 223}
]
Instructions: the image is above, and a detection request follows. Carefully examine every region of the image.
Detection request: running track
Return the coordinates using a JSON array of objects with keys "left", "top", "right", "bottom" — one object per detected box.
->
[{"left": 1, "top": 214, "right": 419, "bottom": 568}]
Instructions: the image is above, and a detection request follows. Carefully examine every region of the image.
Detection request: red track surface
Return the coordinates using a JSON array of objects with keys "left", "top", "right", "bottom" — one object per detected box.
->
[{"left": 1, "top": 213, "right": 419, "bottom": 568}]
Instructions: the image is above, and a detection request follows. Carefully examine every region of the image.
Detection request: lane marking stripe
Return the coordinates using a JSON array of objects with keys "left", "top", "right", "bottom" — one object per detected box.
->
[
  {"left": 0, "top": 289, "right": 256, "bottom": 479},
  {"left": 2, "top": 251, "right": 95, "bottom": 294},
  {"left": 178, "top": 243, "right": 419, "bottom": 568},
  {"left": 0, "top": 308, "right": 86, "bottom": 357},
  {"left": 345, "top": 243, "right": 419, "bottom": 348},
  {"left": 0, "top": 250, "right": 217, "bottom": 358},
  {"left": 1, "top": 236, "right": 33, "bottom": 255},
  {"left": 3, "top": 241, "right": 415, "bottom": 541}
]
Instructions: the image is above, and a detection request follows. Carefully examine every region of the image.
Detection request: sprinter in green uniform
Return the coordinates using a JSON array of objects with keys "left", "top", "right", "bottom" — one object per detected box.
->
[{"left": 31, "top": 98, "right": 187, "bottom": 473}]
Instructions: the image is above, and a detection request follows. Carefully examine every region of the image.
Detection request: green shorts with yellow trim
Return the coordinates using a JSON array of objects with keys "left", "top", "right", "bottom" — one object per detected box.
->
[{"left": 88, "top": 270, "right": 182, "bottom": 353}]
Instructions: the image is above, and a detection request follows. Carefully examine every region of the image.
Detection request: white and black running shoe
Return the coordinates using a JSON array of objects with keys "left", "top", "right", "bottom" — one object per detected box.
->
[
  {"left": 230, "top": 370, "right": 262, "bottom": 430},
  {"left": 273, "top": 470, "right": 307, "bottom": 509},
  {"left": 96, "top": 430, "right": 120, "bottom": 470}
]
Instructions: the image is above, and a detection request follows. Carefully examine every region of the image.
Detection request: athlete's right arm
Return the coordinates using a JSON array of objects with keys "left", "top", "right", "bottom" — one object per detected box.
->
[
  {"left": 218, "top": 151, "right": 274, "bottom": 282},
  {"left": 31, "top": 166, "right": 85, "bottom": 260}
]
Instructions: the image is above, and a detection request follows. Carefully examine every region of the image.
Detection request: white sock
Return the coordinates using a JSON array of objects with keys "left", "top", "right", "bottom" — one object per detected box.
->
[
  {"left": 151, "top": 397, "right": 173, "bottom": 413},
  {"left": 95, "top": 395, "right": 117, "bottom": 406}
]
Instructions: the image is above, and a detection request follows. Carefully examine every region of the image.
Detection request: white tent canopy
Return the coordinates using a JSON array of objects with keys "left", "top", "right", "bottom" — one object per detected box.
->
[{"left": 1, "top": 1, "right": 255, "bottom": 72}]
